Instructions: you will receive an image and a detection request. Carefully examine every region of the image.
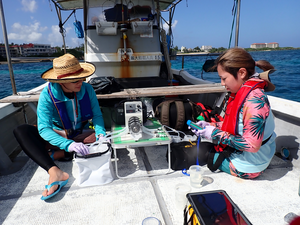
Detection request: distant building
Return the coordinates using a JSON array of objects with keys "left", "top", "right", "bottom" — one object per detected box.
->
[
  {"left": 181, "top": 46, "right": 186, "bottom": 52},
  {"left": 19, "top": 43, "right": 57, "bottom": 56},
  {"left": 250, "top": 42, "right": 279, "bottom": 49},
  {"left": 0, "top": 45, "right": 18, "bottom": 57},
  {"left": 0, "top": 43, "right": 57, "bottom": 58},
  {"left": 201, "top": 45, "right": 212, "bottom": 52},
  {"left": 266, "top": 42, "right": 279, "bottom": 48}
]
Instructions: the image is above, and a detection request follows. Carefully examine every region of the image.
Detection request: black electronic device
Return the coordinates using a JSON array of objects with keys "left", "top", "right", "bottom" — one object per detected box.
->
[{"left": 186, "top": 190, "right": 252, "bottom": 225}]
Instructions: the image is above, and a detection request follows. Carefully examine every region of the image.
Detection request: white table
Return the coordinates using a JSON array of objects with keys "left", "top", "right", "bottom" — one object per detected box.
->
[{"left": 111, "top": 118, "right": 172, "bottom": 179}]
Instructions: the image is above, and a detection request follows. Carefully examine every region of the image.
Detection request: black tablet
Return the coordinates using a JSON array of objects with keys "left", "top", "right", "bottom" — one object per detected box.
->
[{"left": 186, "top": 190, "right": 252, "bottom": 225}]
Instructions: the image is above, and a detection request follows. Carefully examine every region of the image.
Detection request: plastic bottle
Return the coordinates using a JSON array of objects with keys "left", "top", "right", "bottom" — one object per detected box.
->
[
  {"left": 275, "top": 147, "right": 290, "bottom": 160},
  {"left": 281, "top": 147, "right": 290, "bottom": 159},
  {"left": 187, "top": 120, "right": 203, "bottom": 131}
]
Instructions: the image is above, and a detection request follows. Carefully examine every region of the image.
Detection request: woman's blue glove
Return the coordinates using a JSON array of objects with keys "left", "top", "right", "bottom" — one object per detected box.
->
[
  {"left": 197, "top": 125, "right": 215, "bottom": 140},
  {"left": 68, "top": 142, "right": 89, "bottom": 155}
]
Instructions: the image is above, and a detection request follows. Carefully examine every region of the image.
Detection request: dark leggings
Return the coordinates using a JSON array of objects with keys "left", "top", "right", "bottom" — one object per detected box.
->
[
  {"left": 13, "top": 124, "right": 96, "bottom": 172},
  {"left": 13, "top": 124, "right": 57, "bottom": 171}
]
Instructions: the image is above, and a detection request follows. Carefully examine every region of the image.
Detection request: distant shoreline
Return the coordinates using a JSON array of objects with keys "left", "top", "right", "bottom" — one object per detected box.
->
[
  {"left": 0, "top": 57, "right": 54, "bottom": 64},
  {"left": 1, "top": 48, "right": 299, "bottom": 63},
  {"left": 176, "top": 52, "right": 220, "bottom": 56},
  {"left": 176, "top": 48, "right": 300, "bottom": 56}
]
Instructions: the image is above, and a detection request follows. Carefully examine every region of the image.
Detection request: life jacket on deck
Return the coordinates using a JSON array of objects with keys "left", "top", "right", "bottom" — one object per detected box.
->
[
  {"left": 48, "top": 83, "right": 93, "bottom": 139},
  {"left": 207, "top": 79, "right": 267, "bottom": 172},
  {"left": 195, "top": 102, "right": 223, "bottom": 122}
]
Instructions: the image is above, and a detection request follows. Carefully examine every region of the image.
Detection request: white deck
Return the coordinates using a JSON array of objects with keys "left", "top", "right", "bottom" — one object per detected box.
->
[{"left": 0, "top": 144, "right": 299, "bottom": 225}]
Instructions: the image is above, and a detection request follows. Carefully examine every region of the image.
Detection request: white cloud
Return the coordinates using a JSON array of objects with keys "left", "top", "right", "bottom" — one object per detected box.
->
[
  {"left": 8, "top": 22, "right": 47, "bottom": 43},
  {"left": 21, "top": 0, "right": 37, "bottom": 13},
  {"left": 28, "top": 32, "right": 42, "bottom": 41},
  {"left": 71, "top": 37, "right": 84, "bottom": 48},
  {"left": 8, "top": 22, "right": 82, "bottom": 47},
  {"left": 48, "top": 25, "right": 75, "bottom": 47},
  {"left": 163, "top": 20, "right": 178, "bottom": 33},
  {"left": 39, "top": 26, "right": 48, "bottom": 32},
  {"left": 48, "top": 25, "right": 63, "bottom": 46}
]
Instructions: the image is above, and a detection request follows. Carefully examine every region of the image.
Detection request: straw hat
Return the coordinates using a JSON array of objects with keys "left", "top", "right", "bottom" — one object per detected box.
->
[
  {"left": 259, "top": 69, "right": 276, "bottom": 92},
  {"left": 41, "top": 54, "right": 95, "bottom": 83}
]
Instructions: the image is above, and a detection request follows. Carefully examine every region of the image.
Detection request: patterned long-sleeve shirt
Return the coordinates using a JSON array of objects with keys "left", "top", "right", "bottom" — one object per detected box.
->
[{"left": 210, "top": 88, "right": 276, "bottom": 173}]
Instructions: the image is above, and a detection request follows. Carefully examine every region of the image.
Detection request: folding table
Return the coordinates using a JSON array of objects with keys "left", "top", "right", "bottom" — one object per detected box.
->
[{"left": 111, "top": 118, "right": 172, "bottom": 179}]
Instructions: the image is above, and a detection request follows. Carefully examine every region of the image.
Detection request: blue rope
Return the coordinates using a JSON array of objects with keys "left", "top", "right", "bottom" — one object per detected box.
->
[
  {"left": 196, "top": 135, "right": 201, "bottom": 165},
  {"left": 182, "top": 135, "right": 201, "bottom": 175}
]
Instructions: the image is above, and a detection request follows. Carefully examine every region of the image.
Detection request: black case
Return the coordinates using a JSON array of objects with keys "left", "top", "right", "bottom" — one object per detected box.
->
[{"left": 186, "top": 190, "right": 252, "bottom": 225}]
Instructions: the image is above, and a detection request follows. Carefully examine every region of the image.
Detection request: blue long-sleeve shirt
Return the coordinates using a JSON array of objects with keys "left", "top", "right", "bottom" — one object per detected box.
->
[{"left": 37, "top": 82, "right": 106, "bottom": 151}]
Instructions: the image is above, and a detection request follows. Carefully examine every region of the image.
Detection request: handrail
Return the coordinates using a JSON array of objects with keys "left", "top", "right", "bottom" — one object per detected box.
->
[
  {"left": 0, "top": 83, "right": 226, "bottom": 103},
  {"left": 0, "top": 0, "right": 17, "bottom": 95}
]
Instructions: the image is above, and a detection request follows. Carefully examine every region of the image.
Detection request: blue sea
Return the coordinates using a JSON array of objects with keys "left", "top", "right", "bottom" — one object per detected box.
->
[
  {"left": 171, "top": 49, "right": 300, "bottom": 103},
  {"left": 0, "top": 49, "right": 299, "bottom": 102}
]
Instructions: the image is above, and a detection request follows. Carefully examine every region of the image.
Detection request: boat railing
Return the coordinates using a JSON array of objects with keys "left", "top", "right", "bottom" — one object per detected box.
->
[{"left": 0, "top": 83, "right": 226, "bottom": 104}]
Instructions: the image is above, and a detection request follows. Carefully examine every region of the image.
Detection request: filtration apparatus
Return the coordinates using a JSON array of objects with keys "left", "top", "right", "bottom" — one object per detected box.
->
[{"left": 124, "top": 101, "right": 143, "bottom": 141}]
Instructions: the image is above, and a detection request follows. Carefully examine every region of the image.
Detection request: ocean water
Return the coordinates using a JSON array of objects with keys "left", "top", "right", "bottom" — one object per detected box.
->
[
  {"left": 0, "top": 50, "right": 299, "bottom": 102},
  {"left": 171, "top": 49, "right": 300, "bottom": 103},
  {"left": 0, "top": 61, "right": 52, "bottom": 99}
]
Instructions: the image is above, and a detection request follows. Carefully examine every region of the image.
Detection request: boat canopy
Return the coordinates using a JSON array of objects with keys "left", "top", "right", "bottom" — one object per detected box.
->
[{"left": 52, "top": 0, "right": 179, "bottom": 11}]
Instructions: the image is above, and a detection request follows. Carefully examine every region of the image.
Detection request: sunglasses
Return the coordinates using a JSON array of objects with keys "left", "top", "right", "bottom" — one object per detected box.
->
[{"left": 72, "top": 78, "right": 86, "bottom": 83}]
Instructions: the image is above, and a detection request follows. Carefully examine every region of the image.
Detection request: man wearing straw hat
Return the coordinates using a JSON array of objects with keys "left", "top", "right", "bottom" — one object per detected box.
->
[{"left": 13, "top": 54, "right": 106, "bottom": 200}]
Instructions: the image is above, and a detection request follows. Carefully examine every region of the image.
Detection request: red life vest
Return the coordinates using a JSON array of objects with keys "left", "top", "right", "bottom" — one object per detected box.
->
[{"left": 214, "top": 79, "right": 267, "bottom": 152}]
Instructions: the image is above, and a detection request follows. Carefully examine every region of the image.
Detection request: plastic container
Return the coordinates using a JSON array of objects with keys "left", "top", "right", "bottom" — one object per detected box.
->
[
  {"left": 189, "top": 165, "right": 203, "bottom": 188},
  {"left": 175, "top": 183, "right": 191, "bottom": 209},
  {"left": 142, "top": 217, "right": 161, "bottom": 225}
]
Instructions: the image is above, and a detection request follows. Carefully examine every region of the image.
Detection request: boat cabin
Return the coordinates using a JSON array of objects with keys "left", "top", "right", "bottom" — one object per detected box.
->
[
  {"left": 86, "top": 2, "right": 162, "bottom": 80},
  {"left": 52, "top": 0, "right": 178, "bottom": 89}
]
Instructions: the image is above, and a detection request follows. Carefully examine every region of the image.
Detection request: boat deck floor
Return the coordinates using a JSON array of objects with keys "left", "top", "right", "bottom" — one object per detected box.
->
[{"left": 0, "top": 145, "right": 299, "bottom": 225}]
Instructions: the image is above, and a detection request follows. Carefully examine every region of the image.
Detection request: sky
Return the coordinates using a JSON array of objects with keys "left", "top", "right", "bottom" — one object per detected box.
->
[{"left": 0, "top": 0, "right": 300, "bottom": 49}]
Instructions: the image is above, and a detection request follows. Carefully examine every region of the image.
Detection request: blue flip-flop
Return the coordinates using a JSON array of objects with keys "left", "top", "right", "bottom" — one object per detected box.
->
[{"left": 41, "top": 179, "right": 68, "bottom": 200}]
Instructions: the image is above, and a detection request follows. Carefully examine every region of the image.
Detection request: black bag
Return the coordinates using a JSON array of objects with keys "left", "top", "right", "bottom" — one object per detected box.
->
[
  {"left": 154, "top": 99, "right": 195, "bottom": 131},
  {"left": 168, "top": 140, "right": 199, "bottom": 170},
  {"left": 88, "top": 77, "right": 123, "bottom": 94}
]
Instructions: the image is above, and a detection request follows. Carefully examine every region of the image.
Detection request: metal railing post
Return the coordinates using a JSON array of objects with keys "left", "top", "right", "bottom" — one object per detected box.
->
[{"left": 0, "top": 0, "right": 17, "bottom": 95}]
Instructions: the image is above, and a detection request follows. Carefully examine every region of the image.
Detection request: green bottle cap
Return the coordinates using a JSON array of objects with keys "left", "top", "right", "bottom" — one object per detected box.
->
[{"left": 197, "top": 115, "right": 205, "bottom": 121}]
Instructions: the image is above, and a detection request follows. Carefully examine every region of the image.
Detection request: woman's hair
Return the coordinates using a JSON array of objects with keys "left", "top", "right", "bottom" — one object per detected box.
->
[{"left": 215, "top": 48, "right": 274, "bottom": 79}]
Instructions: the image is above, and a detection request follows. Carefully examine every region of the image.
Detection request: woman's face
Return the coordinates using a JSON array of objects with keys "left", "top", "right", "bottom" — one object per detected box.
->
[
  {"left": 59, "top": 79, "right": 84, "bottom": 93},
  {"left": 217, "top": 65, "right": 246, "bottom": 93}
]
